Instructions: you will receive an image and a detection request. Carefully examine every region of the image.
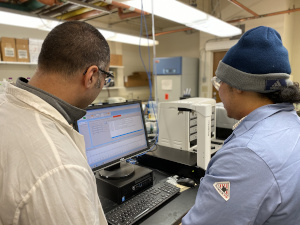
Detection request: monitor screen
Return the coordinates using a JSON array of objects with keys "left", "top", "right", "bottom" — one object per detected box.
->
[{"left": 75, "top": 101, "right": 149, "bottom": 173}]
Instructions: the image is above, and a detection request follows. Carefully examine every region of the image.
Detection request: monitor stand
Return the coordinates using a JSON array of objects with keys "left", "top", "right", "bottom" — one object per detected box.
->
[{"left": 98, "top": 161, "right": 135, "bottom": 180}]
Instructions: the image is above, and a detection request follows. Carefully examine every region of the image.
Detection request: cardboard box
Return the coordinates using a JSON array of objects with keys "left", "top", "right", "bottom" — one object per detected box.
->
[
  {"left": 1, "top": 37, "right": 17, "bottom": 62},
  {"left": 110, "top": 54, "right": 123, "bottom": 66},
  {"left": 16, "top": 38, "right": 30, "bottom": 62},
  {"left": 124, "top": 72, "right": 152, "bottom": 87}
]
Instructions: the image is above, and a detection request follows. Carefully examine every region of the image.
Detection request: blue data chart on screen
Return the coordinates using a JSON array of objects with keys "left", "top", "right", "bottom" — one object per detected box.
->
[{"left": 77, "top": 103, "right": 148, "bottom": 169}]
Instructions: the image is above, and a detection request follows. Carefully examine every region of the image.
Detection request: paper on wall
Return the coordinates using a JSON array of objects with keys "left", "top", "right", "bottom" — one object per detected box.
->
[{"left": 161, "top": 79, "right": 173, "bottom": 90}]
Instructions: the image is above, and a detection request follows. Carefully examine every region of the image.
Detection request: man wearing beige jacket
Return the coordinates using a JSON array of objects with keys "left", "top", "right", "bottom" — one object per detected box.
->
[{"left": 0, "top": 21, "right": 112, "bottom": 225}]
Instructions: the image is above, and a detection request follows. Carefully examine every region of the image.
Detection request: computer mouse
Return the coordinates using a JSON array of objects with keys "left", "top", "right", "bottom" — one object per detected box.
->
[{"left": 176, "top": 178, "right": 196, "bottom": 187}]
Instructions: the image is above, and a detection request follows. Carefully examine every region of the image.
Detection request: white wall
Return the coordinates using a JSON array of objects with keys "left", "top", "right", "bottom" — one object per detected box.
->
[
  {"left": 156, "top": 31, "right": 200, "bottom": 58},
  {"left": 290, "top": 12, "right": 300, "bottom": 82},
  {"left": 288, "top": 0, "right": 300, "bottom": 82}
]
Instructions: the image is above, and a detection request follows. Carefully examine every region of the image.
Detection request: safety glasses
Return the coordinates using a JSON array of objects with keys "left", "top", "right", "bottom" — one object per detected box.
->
[
  {"left": 83, "top": 66, "right": 114, "bottom": 86},
  {"left": 211, "top": 76, "right": 222, "bottom": 91},
  {"left": 98, "top": 67, "right": 114, "bottom": 86}
]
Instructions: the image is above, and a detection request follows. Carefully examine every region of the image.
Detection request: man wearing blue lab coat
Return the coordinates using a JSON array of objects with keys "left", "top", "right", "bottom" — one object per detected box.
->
[{"left": 182, "top": 26, "right": 300, "bottom": 225}]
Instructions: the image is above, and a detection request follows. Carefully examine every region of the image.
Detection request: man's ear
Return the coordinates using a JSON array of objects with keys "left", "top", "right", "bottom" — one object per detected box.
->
[{"left": 83, "top": 65, "right": 98, "bottom": 88}]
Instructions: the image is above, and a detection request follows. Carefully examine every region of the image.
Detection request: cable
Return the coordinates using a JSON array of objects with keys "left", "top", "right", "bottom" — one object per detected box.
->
[
  {"left": 138, "top": 0, "right": 152, "bottom": 101},
  {"left": 134, "top": 143, "right": 157, "bottom": 158},
  {"left": 137, "top": 0, "right": 159, "bottom": 149},
  {"left": 148, "top": 144, "right": 158, "bottom": 152},
  {"left": 38, "top": 14, "right": 53, "bottom": 30},
  {"left": 149, "top": 0, "right": 159, "bottom": 146},
  {"left": 151, "top": 0, "right": 158, "bottom": 102}
]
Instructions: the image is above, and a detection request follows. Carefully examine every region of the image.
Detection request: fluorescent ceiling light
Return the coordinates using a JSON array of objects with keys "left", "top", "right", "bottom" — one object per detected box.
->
[
  {"left": 0, "top": 10, "right": 60, "bottom": 31},
  {"left": 125, "top": 0, "right": 207, "bottom": 25},
  {"left": 107, "top": 33, "right": 158, "bottom": 46},
  {"left": 98, "top": 29, "right": 116, "bottom": 39},
  {"left": 186, "top": 16, "right": 241, "bottom": 37},
  {"left": 124, "top": 0, "right": 242, "bottom": 37},
  {"left": 0, "top": 10, "right": 158, "bottom": 46}
]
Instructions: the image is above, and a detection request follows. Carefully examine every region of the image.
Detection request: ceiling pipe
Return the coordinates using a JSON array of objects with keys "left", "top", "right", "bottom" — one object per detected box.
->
[
  {"left": 152, "top": 6, "right": 300, "bottom": 37},
  {"left": 100, "top": 0, "right": 148, "bottom": 15},
  {"left": 65, "top": 1, "right": 147, "bottom": 22},
  {"left": 41, "top": 3, "right": 77, "bottom": 16},
  {"left": 105, "top": 4, "right": 117, "bottom": 11},
  {"left": 67, "top": 0, "right": 110, "bottom": 13},
  {"left": 37, "top": 0, "right": 65, "bottom": 6},
  {"left": 152, "top": 0, "right": 299, "bottom": 37},
  {"left": 228, "top": 0, "right": 259, "bottom": 17},
  {"left": 66, "top": 8, "right": 107, "bottom": 20},
  {"left": 118, "top": 7, "right": 142, "bottom": 19},
  {"left": 33, "top": 4, "right": 61, "bottom": 15},
  {"left": 226, "top": 7, "right": 300, "bottom": 23},
  {"left": 153, "top": 28, "right": 193, "bottom": 37},
  {"left": 54, "top": 1, "right": 111, "bottom": 20},
  {"left": 64, "top": 5, "right": 145, "bottom": 21}
]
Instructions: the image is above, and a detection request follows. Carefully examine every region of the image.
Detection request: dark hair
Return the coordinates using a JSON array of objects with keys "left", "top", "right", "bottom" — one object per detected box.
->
[
  {"left": 38, "top": 21, "right": 110, "bottom": 77},
  {"left": 260, "top": 82, "right": 300, "bottom": 104}
]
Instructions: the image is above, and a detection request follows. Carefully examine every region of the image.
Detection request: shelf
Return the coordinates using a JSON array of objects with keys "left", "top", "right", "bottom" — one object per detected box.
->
[
  {"left": 0, "top": 61, "right": 37, "bottom": 65},
  {"left": 110, "top": 65, "right": 124, "bottom": 69},
  {"left": 0, "top": 61, "right": 124, "bottom": 68},
  {"left": 103, "top": 86, "right": 122, "bottom": 90}
]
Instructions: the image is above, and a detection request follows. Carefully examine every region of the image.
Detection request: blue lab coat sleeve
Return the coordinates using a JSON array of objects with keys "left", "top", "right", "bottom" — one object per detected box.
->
[{"left": 182, "top": 146, "right": 280, "bottom": 225}]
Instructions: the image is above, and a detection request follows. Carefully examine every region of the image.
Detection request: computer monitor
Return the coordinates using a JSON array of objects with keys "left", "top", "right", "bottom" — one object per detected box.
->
[{"left": 74, "top": 101, "right": 149, "bottom": 179}]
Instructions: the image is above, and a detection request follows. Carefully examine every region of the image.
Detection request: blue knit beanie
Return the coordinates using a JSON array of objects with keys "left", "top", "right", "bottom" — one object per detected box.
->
[{"left": 215, "top": 26, "right": 292, "bottom": 93}]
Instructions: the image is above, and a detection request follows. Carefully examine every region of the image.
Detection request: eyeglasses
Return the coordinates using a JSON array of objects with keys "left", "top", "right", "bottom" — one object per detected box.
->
[
  {"left": 212, "top": 76, "right": 222, "bottom": 91},
  {"left": 98, "top": 67, "right": 114, "bottom": 86},
  {"left": 83, "top": 66, "right": 114, "bottom": 86}
]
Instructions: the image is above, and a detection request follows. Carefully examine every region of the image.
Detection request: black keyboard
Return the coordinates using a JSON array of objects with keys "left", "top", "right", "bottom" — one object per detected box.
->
[{"left": 105, "top": 181, "right": 180, "bottom": 225}]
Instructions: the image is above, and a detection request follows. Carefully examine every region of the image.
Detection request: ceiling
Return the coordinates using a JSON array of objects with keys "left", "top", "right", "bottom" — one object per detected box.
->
[{"left": 0, "top": 0, "right": 299, "bottom": 37}]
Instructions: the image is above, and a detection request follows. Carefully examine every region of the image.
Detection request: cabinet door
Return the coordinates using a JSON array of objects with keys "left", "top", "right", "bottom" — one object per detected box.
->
[{"left": 156, "top": 75, "right": 181, "bottom": 102}]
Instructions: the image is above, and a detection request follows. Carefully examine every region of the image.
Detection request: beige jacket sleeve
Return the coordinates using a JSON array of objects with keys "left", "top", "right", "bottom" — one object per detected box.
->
[{"left": 14, "top": 165, "right": 107, "bottom": 225}]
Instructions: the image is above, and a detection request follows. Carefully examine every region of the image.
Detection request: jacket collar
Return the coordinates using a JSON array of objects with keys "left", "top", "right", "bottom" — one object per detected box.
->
[
  {"left": 16, "top": 77, "right": 86, "bottom": 125},
  {"left": 2, "top": 80, "right": 88, "bottom": 157},
  {"left": 224, "top": 103, "right": 295, "bottom": 144},
  {"left": 4, "top": 80, "right": 71, "bottom": 127}
]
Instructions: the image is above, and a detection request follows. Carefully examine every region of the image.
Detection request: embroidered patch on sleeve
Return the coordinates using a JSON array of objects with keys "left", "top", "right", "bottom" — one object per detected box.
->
[{"left": 213, "top": 181, "right": 230, "bottom": 201}]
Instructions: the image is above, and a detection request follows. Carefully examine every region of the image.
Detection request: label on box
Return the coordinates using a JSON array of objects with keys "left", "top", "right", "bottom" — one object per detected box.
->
[
  {"left": 29, "top": 39, "right": 43, "bottom": 63},
  {"left": 18, "top": 49, "right": 28, "bottom": 59},
  {"left": 5, "top": 47, "right": 15, "bottom": 57}
]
